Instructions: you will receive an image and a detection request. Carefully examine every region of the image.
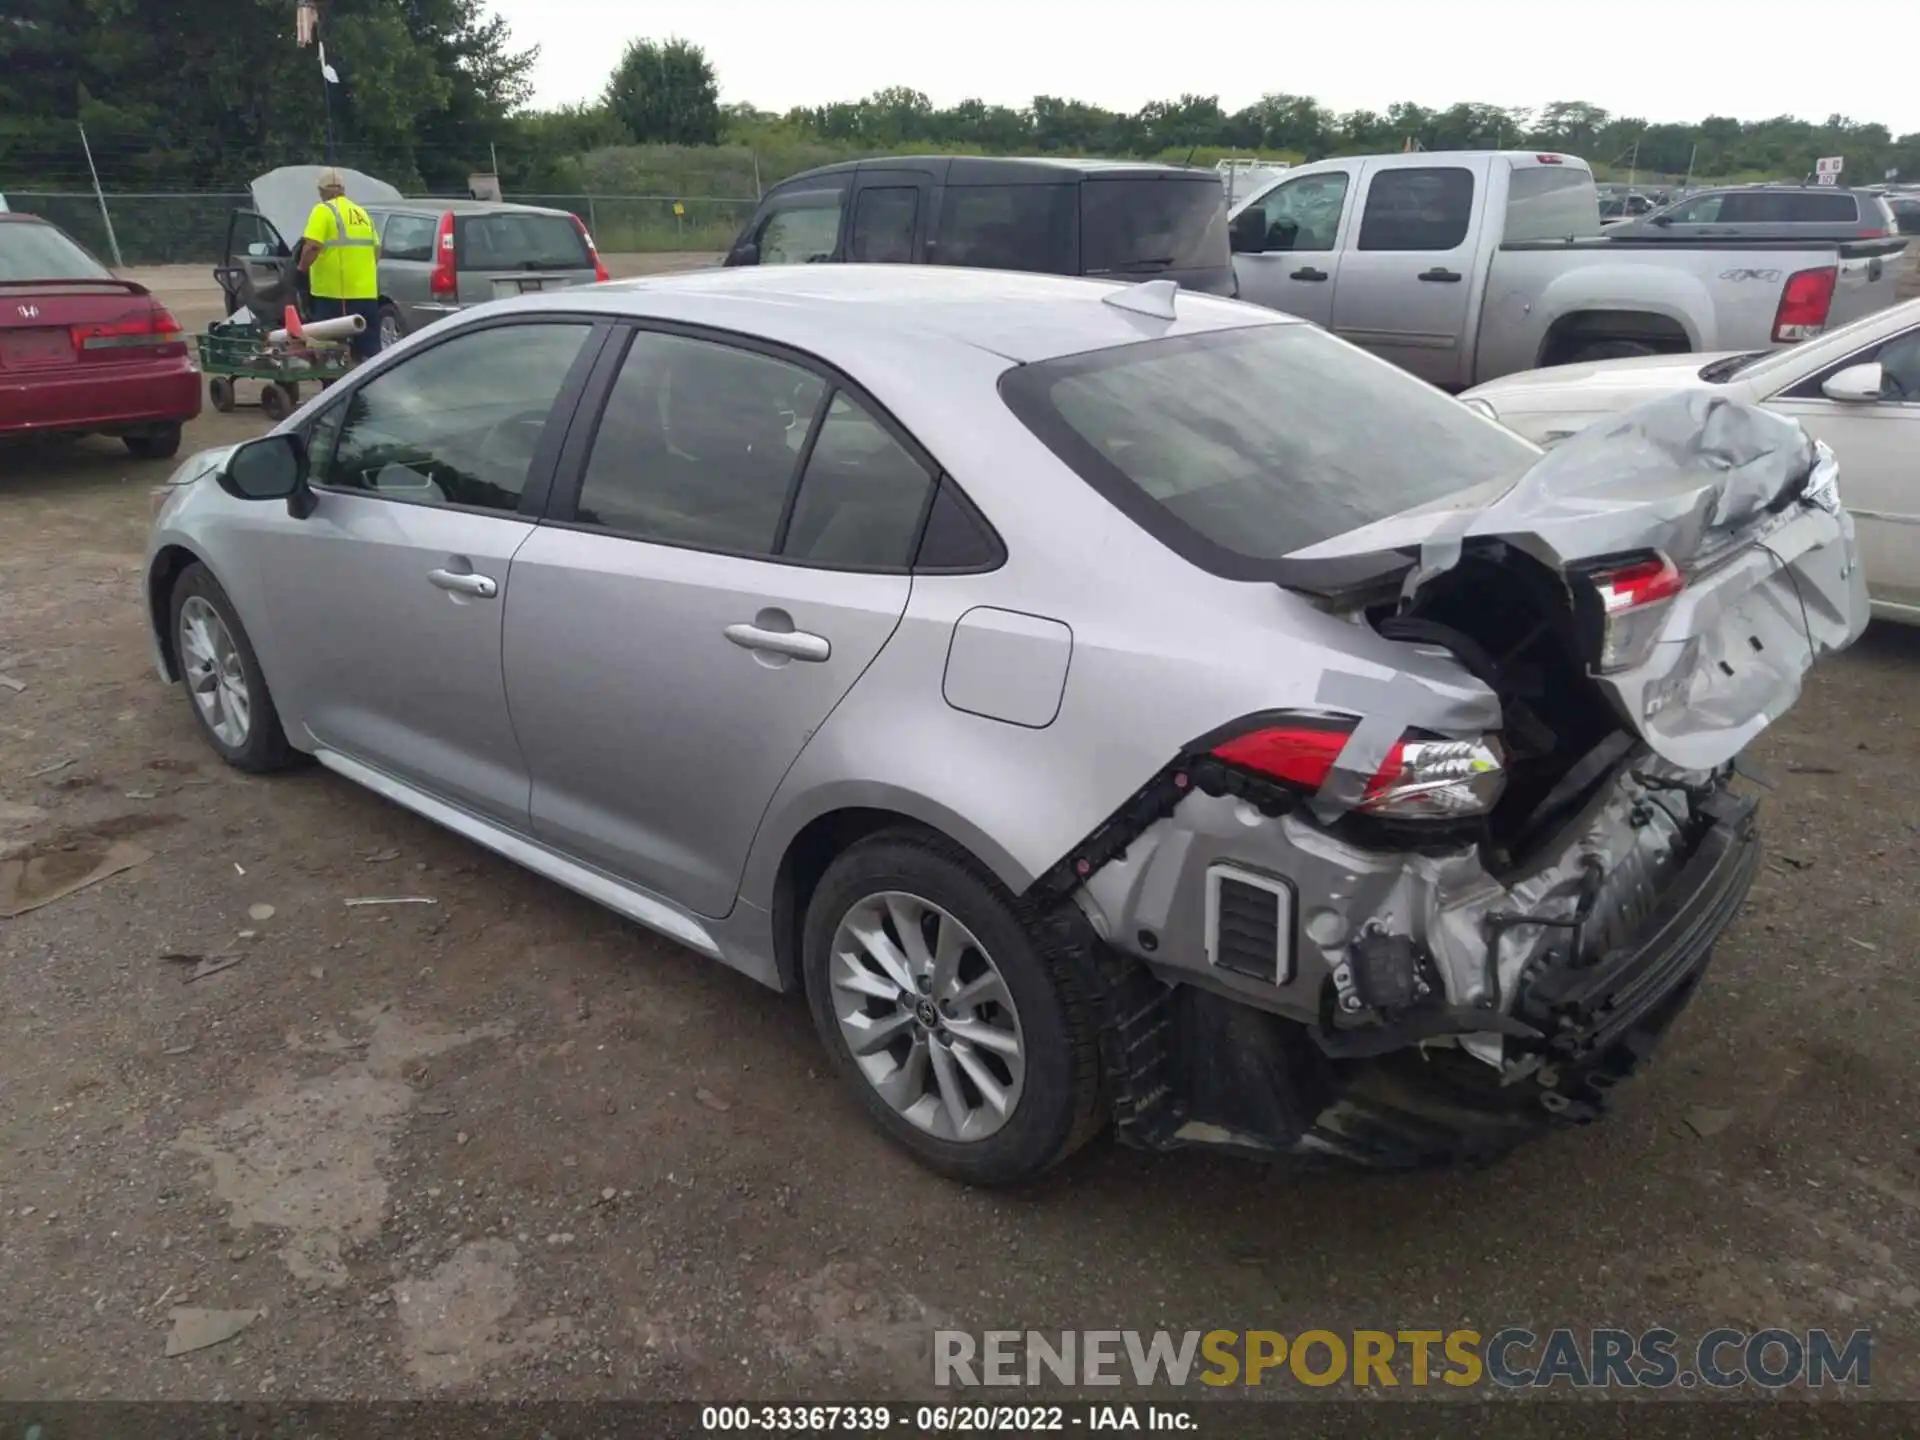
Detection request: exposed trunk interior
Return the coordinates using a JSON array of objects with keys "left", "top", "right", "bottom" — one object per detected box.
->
[{"left": 1372, "top": 541, "right": 1631, "bottom": 869}]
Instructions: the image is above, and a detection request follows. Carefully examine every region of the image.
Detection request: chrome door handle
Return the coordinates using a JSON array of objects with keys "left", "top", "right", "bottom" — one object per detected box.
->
[
  {"left": 428, "top": 569, "right": 497, "bottom": 598},
  {"left": 724, "top": 623, "right": 830, "bottom": 662}
]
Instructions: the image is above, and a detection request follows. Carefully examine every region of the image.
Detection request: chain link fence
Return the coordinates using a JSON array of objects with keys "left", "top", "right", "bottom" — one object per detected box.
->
[{"left": 5, "top": 192, "right": 758, "bottom": 266}]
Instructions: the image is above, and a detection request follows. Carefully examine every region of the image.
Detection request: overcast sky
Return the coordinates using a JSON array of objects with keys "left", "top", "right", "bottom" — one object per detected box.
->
[{"left": 493, "top": 0, "right": 1919, "bottom": 136}]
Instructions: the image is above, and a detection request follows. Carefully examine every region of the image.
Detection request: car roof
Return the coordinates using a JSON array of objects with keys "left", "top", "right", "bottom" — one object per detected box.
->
[
  {"left": 496, "top": 263, "right": 1290, "bottom": 365},
  {"left": 371, "top": 198, "right": 579, "bottom": 218},
  {"left": 774, "top": 155, "right": 1220, "bottom": 187}
]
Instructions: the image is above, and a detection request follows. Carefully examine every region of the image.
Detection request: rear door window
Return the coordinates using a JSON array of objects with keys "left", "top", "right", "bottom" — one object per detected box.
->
[
  {"left": 457, "top": 212, "right": 591, "bottom": 271},
  {"left": 934, "top": 185, "right": 1065, "bottom": 272},
  {"left": 1080, "top": 180, "right": 1228, "bottom": 275},
  {"left": 381, "top": 214, "right": 437, "bottom": 261},
  {"left": 1356, "top": 167, "right": 1475, "bottom": 251},
  {"left": 850, "top": 187, "right": 919, "bottom": 263},
  {"left": 783, "top": 393, "right": 937, "bottom": 567},
  {"left": 1790, "top": 191, "right": 1860, "bottom": 222},
  {"left": 572, "top": 331, "right": 825, "bottom": 555}
]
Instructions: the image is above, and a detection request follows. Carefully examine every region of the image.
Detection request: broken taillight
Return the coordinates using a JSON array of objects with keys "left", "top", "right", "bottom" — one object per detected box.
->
[
  {"left": 1582, "top": 551, "right": 1684, "bottom": 672},
  {"left": 1212, "top": 720, "right": 1505, "bottom": 819},
  {"left": 1772, "top": 265, "right": 1836, "bottom": 343}
]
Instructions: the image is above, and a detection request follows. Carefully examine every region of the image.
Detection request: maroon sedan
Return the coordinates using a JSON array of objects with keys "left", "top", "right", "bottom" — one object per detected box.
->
[{"left": 0, "top": 213, "right": 200, "bottom": 458}]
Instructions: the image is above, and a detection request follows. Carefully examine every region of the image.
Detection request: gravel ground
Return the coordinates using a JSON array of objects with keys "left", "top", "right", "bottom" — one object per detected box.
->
[{"left": 0, "top": 260, "right": 1917, "bottom": 1407}]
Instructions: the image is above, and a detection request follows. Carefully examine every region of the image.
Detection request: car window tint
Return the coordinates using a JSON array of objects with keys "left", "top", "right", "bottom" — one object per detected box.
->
[
  {"left": 935, "top": 185, "right": 1062, "bottom": 271},
  {"left": 1080, "top": 179, "right": 1229, "bottom": 273},
  {"left": 758, "top": 188, "right": 845, "bottom": 265},
  {"left": 318, "top": 322, "right": 591, "bottom": 513},
  {"left": 1254, "top": 172, "right": 1349, "bottom": 252},
  {"left": 457, "top": 212, "right": 591, "bottom": 270},
  {"left": 914, "top": 481, "right": 1004, "bottom": 571},
  {"left": 228, "top": 212, "right": 289, "bottom": 260},
  {"left": 1001, "top": 324, "right": 1540, "bottom": 567},
  {"left": 1356, "top": 167, "right": 1474, "bottom": 251},
  {"left": 574, "top": 330, "right": 825, "bottom": 554},
  {"left": 782, "top": 392, "right": 936, "bottom": 567},
  {"left": 851, "top": 187, "right": 918, "bottom": 263},
  {"left": 381, "top": 214, "right": 437, "bottom": 261}
]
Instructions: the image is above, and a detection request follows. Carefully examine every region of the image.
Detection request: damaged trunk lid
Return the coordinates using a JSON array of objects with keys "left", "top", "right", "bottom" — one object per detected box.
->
[{"left": 1283, "top": 390, "right": 1868, "bottom": 771}]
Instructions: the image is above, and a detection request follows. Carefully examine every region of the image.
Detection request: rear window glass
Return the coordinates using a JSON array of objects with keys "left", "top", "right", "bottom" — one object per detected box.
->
[
  {"left": 0, "top": 220, "right": 111, "bottom": 280},
  {"left": 935, "top": 185, "right": 1066, "bottom": 272},
  {"left": 457, "top": 212, "right": 591, "bottom": 270},
  {"left": 1080, "top": 179, "right": 1229, "bottom": 275},
  {"left": 999, "top": 325, "right": 1539, "bottom": 575},
  {"left": 1503, "top": 165, "right": 1600, "bottom": 241}
]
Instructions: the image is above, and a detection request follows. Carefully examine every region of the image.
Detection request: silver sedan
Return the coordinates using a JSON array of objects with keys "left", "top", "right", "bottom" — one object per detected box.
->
[{"left": 146, "top": 266, "right": 1863, "bottom": 1185}]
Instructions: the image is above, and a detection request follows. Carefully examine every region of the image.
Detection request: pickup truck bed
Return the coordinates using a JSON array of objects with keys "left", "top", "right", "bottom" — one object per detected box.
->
[{"left": 1229, "top": 150, "right": 1908, "bottom": 390}]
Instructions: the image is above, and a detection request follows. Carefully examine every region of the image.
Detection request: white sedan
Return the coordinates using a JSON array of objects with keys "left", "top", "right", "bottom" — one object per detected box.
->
[{"left": 1463, "top": 297, "right": 1920, "bottom": 624}]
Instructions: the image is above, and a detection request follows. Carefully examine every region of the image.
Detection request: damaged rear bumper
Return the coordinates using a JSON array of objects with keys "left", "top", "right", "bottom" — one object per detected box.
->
[{"left": 1052, "top": 759, "right": 1761, "bottom": 1165}]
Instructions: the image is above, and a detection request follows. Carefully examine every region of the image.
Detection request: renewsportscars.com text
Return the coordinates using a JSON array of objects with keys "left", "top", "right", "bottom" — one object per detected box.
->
[{"left": 934, "top": 1327, "right": 1872, "bottom": 1390}]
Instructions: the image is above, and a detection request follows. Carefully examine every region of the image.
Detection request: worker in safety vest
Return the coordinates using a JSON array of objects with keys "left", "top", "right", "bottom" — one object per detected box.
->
[{"left": 295, "top": 167, "right": 381, "bottom": 365}]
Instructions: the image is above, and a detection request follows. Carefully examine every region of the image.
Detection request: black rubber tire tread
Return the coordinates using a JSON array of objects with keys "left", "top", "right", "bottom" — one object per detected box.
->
[
  {"left": 168, "top": 562, "right": 299, "bottom": 775},
  {"left": 258, "top": 383, "right": 291, "bottom": 421},
  {"left": 802, "top": 827, "right": 1105, "bottom": 1187},
  {"left": 208, "top": 375, "right": 237, "bottom": 413},
  {"left": 124, "top": 424, "right": 183, "bottom": 460}
]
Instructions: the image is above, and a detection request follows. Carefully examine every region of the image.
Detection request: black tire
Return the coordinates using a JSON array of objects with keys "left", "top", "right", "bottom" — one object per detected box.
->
[
  {"left": 124, "top": 424, "right": 183, "bottom": 460},
  {"left": 377, "top": 301, "right": 405, "bottom": 353},
  {"left": 258, "top": 382, "right": 291, "bottom": 422},
  {"left": 1567, "top": 338, "right": 1659, "bottom": 364},
  {"left": 802, "top": 830, "right": 1104, "bottom": 1186},
  {"left": 168, "top": 562, "right": 297, "bottom": 774},
  {"left": 209, "top": 375, "right": 237, "bottom": 413}
]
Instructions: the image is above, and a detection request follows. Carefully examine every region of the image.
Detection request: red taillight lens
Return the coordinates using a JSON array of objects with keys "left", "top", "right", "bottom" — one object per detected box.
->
[
  {"left": 1583, "top": 552, "right": 1683, "bottom": 672},
  {"left": 72, "top": 301, "right": 185, "bottom": 357},
  {"left": 429, "top": 211, "right": 458, "bottom": 296},
  {"left": 570, "top": 214, "right": 611, "bottom": 283},
  {"left": 1211, "top": 721, "right": 1504, "bottom": 819},
  {"left": 1773, "top": 265, "right": 1836, "bottom": 343}
]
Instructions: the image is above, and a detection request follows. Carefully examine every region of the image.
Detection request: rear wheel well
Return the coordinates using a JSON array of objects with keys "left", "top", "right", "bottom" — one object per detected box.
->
[
  {"left": 771, "top": 808, "right": 963, "bottom": 993},
  {"left": 147, "top": 544, "right": 201, "bottom": 678},
  {"left": 1538, "top": 310, "right": 1691, "bottom": 367}
]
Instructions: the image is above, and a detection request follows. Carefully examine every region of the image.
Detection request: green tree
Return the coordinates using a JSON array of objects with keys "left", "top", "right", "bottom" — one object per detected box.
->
[{"left": 605, "top": 37, "right": 720, "bottom": 146}]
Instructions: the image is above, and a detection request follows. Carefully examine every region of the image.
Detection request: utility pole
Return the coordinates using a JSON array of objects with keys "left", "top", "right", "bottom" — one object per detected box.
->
[{"left": 77, "top": 122, "right": 123, "bottom": 269}]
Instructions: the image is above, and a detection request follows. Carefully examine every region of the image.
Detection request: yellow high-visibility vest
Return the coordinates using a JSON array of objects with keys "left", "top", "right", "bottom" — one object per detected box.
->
[{"left": 302, "top": 197, "right": 378, "bottom": 300}]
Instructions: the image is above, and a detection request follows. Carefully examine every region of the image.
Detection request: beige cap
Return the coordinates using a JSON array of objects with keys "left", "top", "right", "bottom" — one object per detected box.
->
[{"left": 316, "top": 167, "right": 345, "bottom": 191}]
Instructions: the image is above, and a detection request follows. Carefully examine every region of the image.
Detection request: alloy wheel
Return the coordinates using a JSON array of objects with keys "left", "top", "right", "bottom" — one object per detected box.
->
[
  {"left": 178, "top": 595, "right": 252, "bottom": 748},
  {"left": 829, "top": 890, "right": 1027, "bottom": 1142}
]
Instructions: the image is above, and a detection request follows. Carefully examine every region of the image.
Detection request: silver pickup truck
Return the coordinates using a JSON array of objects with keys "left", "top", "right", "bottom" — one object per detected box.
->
[{"left": 1228, "top": 151, "right": 1907, "bottom": 390}]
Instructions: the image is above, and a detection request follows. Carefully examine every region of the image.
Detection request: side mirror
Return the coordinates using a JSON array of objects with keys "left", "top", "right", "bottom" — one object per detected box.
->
[
  {"left": 725, "top": 240, "right": 759, "bottom": 267},
  {"left": 1821, "top": 361, "right": 1886, "bottom": 403},
  {"left": 1229, "top": 209, "right": 1267, "bottom": 255},
  {"left": 218, "top": 432, "right": 308, "bottom": 502}
]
